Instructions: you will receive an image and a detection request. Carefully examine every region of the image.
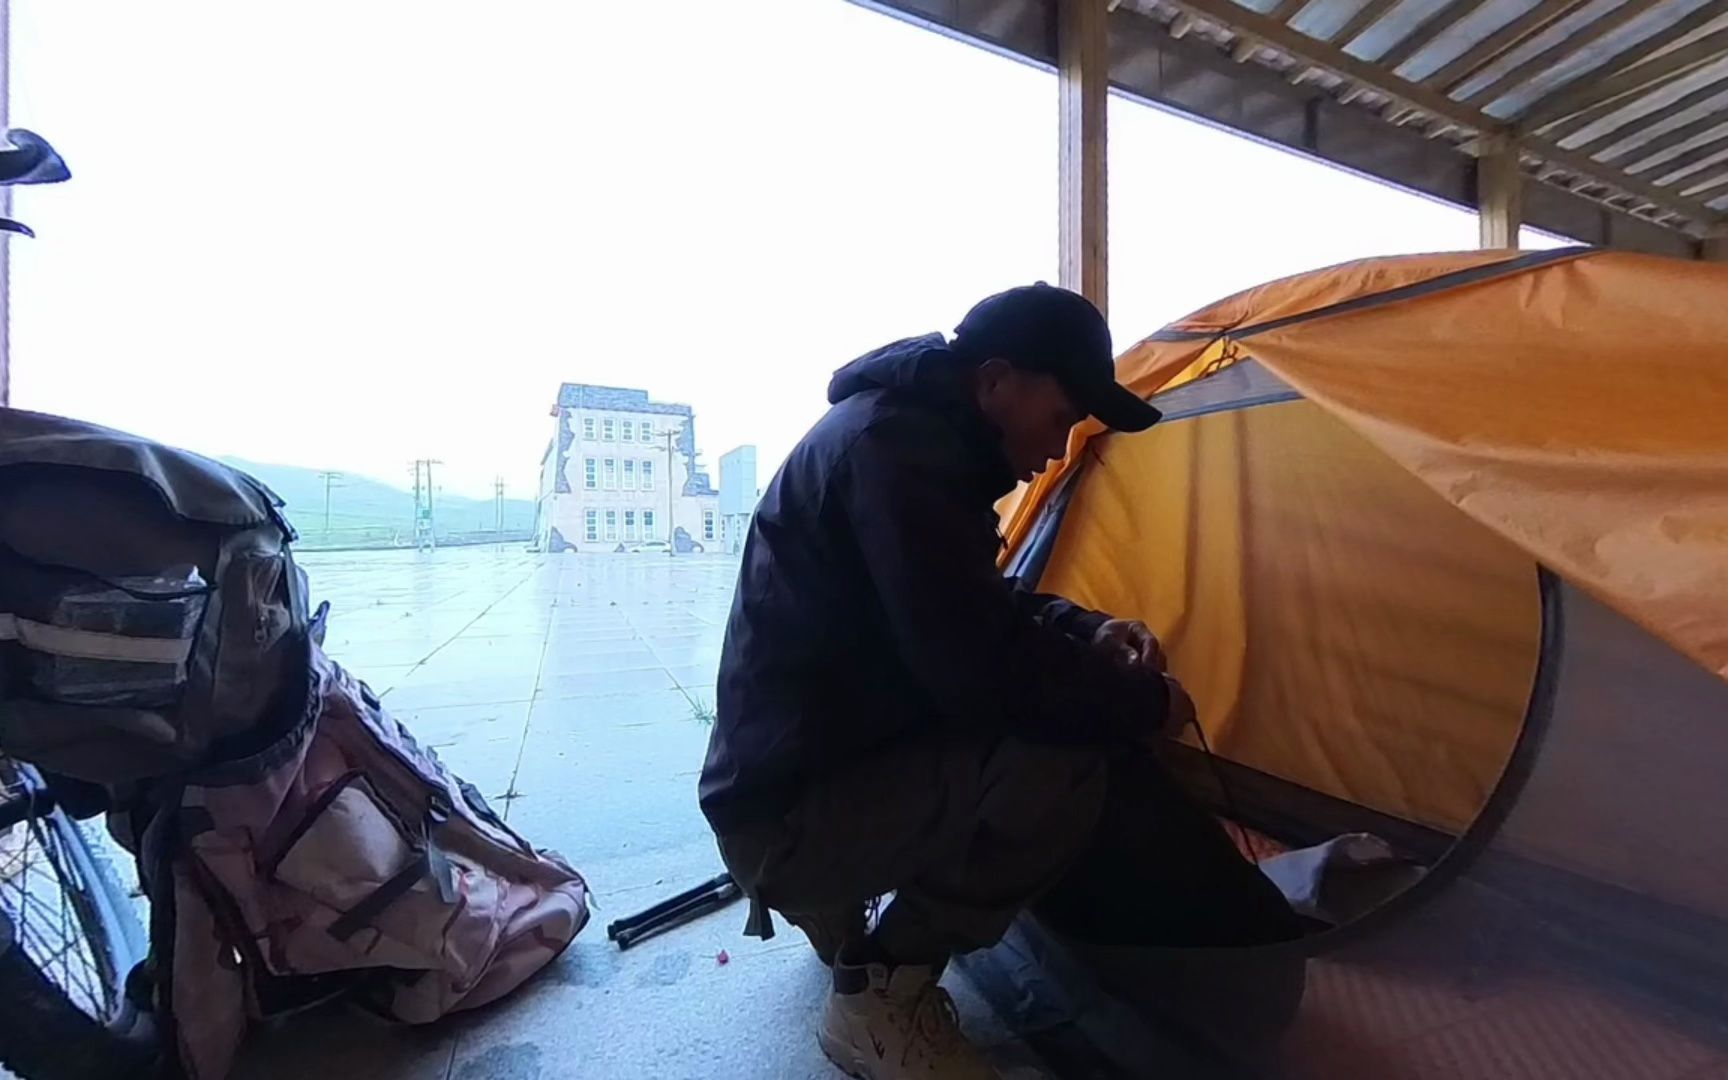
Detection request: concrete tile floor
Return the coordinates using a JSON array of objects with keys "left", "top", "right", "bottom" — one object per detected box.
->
[{"left": 227, "top": 546, "right": 1050, "bottom": 1080}]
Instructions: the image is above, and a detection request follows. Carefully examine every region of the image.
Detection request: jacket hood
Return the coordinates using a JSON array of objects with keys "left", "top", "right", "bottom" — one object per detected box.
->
[
  {"left": 827, "top": 333, "right": 1016, "bottom": 497},
  {"left": 827, "top": 334, "right": 970, "bottom": 407}
]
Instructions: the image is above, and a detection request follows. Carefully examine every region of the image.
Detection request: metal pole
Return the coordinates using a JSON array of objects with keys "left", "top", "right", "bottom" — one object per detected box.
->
[
  {"left": 666, "top": 428, "right": 676, "bottom": 556},
  {"left": 411, "top": 461, "right": 423, "bottom": 548},
  {"left": 425, "top": 459, "right": 440, "bottom": 549},
  {"left": 0, "top": 0, "right": 14, "bottom": 407},
  {"left": 318, "top": 471, "right": 342, "bottom": 536}
]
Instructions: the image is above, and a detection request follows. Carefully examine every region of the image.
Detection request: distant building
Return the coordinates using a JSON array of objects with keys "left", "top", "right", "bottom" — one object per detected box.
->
[
  {"left": 718, "top": 446, "right": 760, "bottom": 555},
  {"left": 537, "top": 383, "right": 719, "bottom": 553}
]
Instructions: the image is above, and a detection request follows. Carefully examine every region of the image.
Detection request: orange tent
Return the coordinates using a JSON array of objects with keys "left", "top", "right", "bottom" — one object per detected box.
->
[{"left": 992, "top": 249, "right": 1728, "bottom": 1078}]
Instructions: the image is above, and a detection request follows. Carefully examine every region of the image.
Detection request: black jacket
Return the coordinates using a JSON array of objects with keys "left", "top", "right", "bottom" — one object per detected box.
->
[{"left": 699, "top": 334, "right": 1171, "bottom": 829}]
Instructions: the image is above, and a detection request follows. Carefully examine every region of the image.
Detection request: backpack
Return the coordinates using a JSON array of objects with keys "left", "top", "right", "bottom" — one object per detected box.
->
[
  {"left": 157, "top": 643, "right": 589, "bottom": 1080},
  {"left": 0, "top": 407, "right": 307, "bottom": 786},
  {"left": 0, "top": 409, "right": 589, "bottom": 1079}
]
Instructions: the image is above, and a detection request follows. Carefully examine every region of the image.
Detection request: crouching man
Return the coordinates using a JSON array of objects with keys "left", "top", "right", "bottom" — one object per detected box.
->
[{"left": 699, "top": 285, "right": 1298, "bottom": 1079}]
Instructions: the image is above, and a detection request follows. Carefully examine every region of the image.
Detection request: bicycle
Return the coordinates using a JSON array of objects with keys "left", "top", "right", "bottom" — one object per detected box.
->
[
  {"left": 0, "top": 754, "right": 158, "bottom": 1079},
  {"left": 0, "top": 128, "right": 163, "bottom": 1079}
]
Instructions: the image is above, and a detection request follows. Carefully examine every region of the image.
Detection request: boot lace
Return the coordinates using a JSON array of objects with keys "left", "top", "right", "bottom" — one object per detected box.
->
[{"left": 904, "top": 981, "right": 964, "bottom": 1064}]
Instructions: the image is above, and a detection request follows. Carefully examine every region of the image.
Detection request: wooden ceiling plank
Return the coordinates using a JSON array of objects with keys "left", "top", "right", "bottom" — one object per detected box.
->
[
  {"left": 1376, "top": 0, "right": 1494, "bottom": 73},
  {"left": 1678, "top": 167, "right": 1728, "bottom": 198},
  {"left": 1156, "top": 0, "right": 1721, "bottom": 224},
  {"left": 1328, "top": 0, "right": 1399, "bottom": 47},
  {"left": 1648, "top": 129, "right": 1728, "bottom": 180},
  {"left": 1465, "top": 0, "right": 1667, "bottom": 107},
  {"left": 1546, "top": 59, "right": 1728, "bottom": 143},
  {"left": 1616, "top": 108, "right": 1728, "bottom": 169},
  {"left": 1571, "top": 78, "right": 1728, "bottom": 157},
  {"left": 1161, "top": 0, "right": 1495, "bottom": 130},
  {"left": 1424, "top": 0, "right": 1592, "bottom": 93},
  {"left": 1522, "top": 7, "right": 1728, "bottom": 132}
]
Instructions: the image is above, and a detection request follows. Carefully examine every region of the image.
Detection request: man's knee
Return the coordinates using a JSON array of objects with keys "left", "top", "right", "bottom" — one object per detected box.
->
[{"left": 973, "top": 738, "right": 1108, "bottom": 853}]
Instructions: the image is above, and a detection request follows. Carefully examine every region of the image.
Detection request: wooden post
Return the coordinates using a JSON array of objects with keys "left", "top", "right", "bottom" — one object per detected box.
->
[
  {"left": 1058, "top": 0, "right": 1108, "bottom": 315},
  {"left": 1476, "top": 134, "right": 1523, "bottom": 250}
]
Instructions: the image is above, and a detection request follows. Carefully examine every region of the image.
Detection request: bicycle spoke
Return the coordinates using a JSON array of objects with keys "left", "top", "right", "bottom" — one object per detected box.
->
[{"left": 0, "top": 788, "right": 121, "bottom": 1021}]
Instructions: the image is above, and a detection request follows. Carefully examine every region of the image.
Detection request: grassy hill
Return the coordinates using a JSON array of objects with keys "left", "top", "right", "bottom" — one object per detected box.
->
[{"left": 223, "top": 458, "right": 537, "bottom": 549}]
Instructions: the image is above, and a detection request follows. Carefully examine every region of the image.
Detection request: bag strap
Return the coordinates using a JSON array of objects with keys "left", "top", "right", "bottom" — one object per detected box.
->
[
  {"left": 326, "top": 852, "right": 431, "bottom": 943},
  {"left": 0, "top": 612, "right": 194, "bottom": 664}
]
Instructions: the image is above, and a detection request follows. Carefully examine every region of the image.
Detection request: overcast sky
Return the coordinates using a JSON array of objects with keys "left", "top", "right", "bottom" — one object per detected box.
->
[{"left": 8, "top": 0, "right": 1561, "bottom": 501}]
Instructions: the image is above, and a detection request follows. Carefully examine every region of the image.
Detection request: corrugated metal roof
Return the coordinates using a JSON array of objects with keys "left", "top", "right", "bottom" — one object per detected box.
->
[
  {"left": 1123, "top": 0, "right": 1728, "bottom": 230},
  {"left": 847, "top": 0, "right": 1724, "bottom": 249}
]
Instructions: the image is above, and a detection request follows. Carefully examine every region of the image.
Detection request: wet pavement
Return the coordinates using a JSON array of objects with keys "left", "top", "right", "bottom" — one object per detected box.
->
[{"left": 228, "top": 545, "right": 1039, "bottom": 1080}]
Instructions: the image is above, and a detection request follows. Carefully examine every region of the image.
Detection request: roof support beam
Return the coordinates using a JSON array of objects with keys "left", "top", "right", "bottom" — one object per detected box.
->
[
  {"left": 1156, "top": 0, "right": 1722, "bottom": 229},
  {"left": 1161, "top": 0, "right": 1491, "bottom": 132},
  {"left": 1058, "top": 0, "right": 1109, "bottom": 315},
  {"left": 1424, "top": 0, "right": 1592, "bottom": 94},
  {"left": 1375, "top": 0, "right": 1492, "bottom": 74},
  {"left": 1543, "top": 58, "right": 1728, "bottom": 147},
  {"left": 1521, "top": 9, "right": 1728, "bottom": 135},
  {"left": 1642, "top": 130, "right": 1728, "bottom": 181},
  {"left": 1464, "top": 0, "right": 1666, "bottom": 109},
  {"left": 1579, "top": 80, "right": 1728, "bottom": 159},
  {"left": 1476, "top": 135, "right": 1524, "bottom": 248},
  {"left": 1328, "top": 0, "right": 1398, "bottom": 47}
]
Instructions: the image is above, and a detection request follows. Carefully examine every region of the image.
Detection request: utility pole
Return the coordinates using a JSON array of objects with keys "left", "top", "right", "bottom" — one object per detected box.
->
[
  {"left": 664, "top": 427, "right": 678, "bottom": 557},
  {"left": 494, "top": 476, "right": 505, "bottom": 533},
  {"left": 410, "top": 462, "right": 424, "bottom": 549},
  {"left": 425, "top": 459, "right": 440, "bottom": 549},
  {"left": 316, "top": 471, "right": 343, "bottom": 537},
  {"left": 411, "top": 459, "right": 442, "bottom": 550}
]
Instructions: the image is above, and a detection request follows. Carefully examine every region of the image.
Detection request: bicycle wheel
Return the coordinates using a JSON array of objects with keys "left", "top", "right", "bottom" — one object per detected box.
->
[{"left": 0, "top": 757, "right": 154, "bottom": 1080}]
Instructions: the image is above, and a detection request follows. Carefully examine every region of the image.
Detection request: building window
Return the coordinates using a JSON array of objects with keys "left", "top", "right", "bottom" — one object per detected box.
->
[
  {"left": 603, "top": 459, "right": 617, "bottom": 489},
  {"left": 603, "top": 418, "right": 616, "bottom": 441},
  {"left": 624, "top": 510, "right": 638, "bottom": 542},
  {"left": 623, "top": 460, "right": 636, "bottom": 490},
  {"left": 622, "top": 420, "right": 634, "bottom": 442},
  {"left": 583, "top": 457, "right": 597, "bottom": 490},
  {"left": 641, "top": 459, "right": 654, "bottom": 491},
  {"left": 640, "top": 420, "right": 654, "bottom": 443},
  {"left": 703, "top": 509, "right": 717, "bottom": 542},
  {"left": 604, "top": 510, "right": 618, "bottom": 541},
  {"left": 582, "top": 417, "right": 596, "bottom": 440},
  {"left": 584, "top": 510, "right": 599, "bottom": 543},
  {"left": 643, "top": 509, "right": 656, "bottom": 540}
]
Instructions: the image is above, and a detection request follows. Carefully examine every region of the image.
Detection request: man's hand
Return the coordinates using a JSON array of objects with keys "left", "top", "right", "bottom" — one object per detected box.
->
[{"left": 1092, "top": 618, "right": 1167, "bottom": 671}]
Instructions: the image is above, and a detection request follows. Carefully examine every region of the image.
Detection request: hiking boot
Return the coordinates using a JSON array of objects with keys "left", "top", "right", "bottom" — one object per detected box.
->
[{"left": 819, "top": 960, "right": 997, "bottom": 1079}]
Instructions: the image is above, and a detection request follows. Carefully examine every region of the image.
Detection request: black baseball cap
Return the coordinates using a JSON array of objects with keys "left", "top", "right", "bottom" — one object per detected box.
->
[{"left": 951, "top": 283, "right": 1161, "bottom": 433}]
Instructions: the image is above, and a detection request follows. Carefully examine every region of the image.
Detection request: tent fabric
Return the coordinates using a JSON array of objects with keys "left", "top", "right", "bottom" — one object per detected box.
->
[
  {"left": 1003, "top": 249, "right": 1728, "bottom": 682},
  {"left": 1282, "top": 584, "right": 1728, "bottom": 1078},
  {"left": 980, "top": 250, "right": 1728, "bottom": 1078},
  {"left": 1034, "top": 400, "right": 1541, "bottom": 832},
  {"left": 988, "top": 247, "right": 1728, "bottom": 1078}
]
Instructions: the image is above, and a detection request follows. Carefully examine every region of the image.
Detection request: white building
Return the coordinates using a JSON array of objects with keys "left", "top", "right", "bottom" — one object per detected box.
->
[
  {"left": 718, "top": 445, "right": 760, "bottom": 555},
  {"left": 537, "top": 383, "right": 719, "bottom": 553}
]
